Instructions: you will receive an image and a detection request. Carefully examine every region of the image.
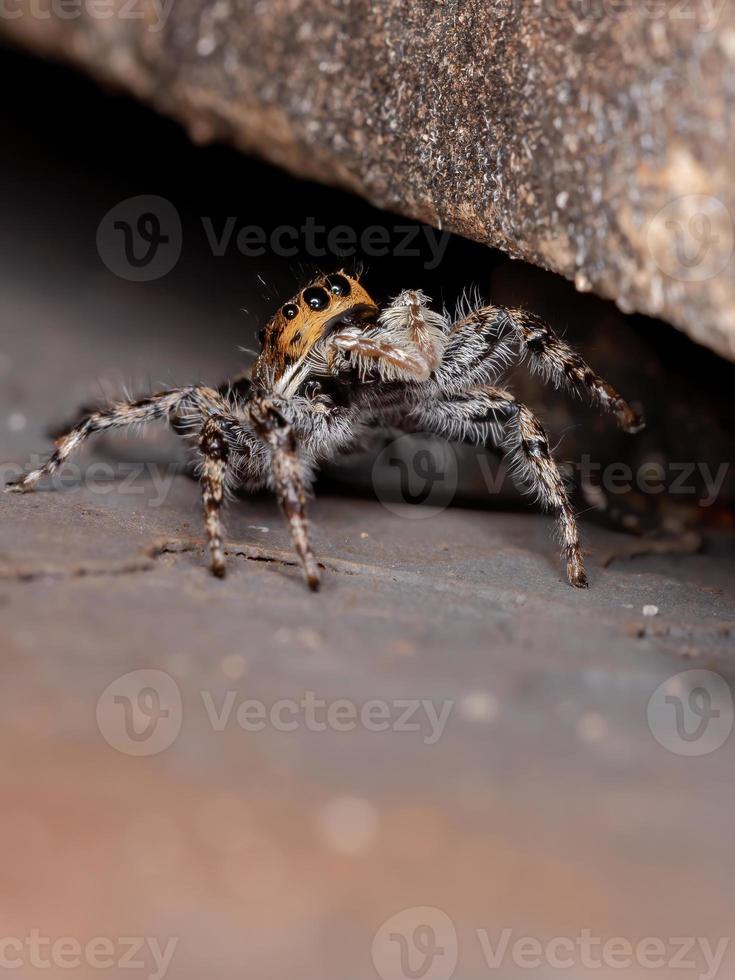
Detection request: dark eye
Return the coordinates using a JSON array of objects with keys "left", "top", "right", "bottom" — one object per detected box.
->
[
  {"left": 282, "top": 304, "right": 299, "bottom": 320},
  {"left": 302, "top": 286, "right": 330, "bottom": 311},
  {"left": 326, "top": 274, "right": 351, "bottom": 297}
]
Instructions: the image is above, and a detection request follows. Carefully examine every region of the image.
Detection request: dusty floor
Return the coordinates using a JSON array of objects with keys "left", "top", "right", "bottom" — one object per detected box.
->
[
  {"left": 1, "top": 46, "right": 735, "bottom": 980},
  {"left": 2, "top": 279, "right": 735, "bottom": 979}
]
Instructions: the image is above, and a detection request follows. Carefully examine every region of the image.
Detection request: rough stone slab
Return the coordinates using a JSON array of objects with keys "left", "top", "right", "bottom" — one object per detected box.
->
[{"left": 3, "top": 0, "right": 735, "bottom": 359}]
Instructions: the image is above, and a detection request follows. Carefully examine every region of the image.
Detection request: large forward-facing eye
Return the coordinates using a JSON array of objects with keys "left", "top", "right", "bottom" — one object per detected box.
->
[
  {"left": 302, "top": 286, "right": 330, "bottom": 311},
  {"left": 326, "top": 274, "right": 351, "bottom": 297},
  {"left": 282, "top": 303, "right": 299, "bottom": 320}
]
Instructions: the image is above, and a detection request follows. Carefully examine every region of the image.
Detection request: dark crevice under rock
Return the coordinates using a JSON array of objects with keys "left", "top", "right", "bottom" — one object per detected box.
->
[{"left": 2, "top": 0, "right": 734, "bottom": 358}]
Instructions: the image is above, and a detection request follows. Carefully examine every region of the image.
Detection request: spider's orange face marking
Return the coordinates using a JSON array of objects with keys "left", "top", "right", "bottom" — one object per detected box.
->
[{"left": 253, "top": 272, "right": 378, "bottom": 388}]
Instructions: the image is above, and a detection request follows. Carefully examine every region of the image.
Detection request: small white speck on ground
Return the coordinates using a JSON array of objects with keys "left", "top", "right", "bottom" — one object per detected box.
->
[
  {"left": 643, "top": 605, "right": 659, "bottom": 617},
  {"left": 196, "top": 35, "right": 217, "bottom": 57},
  {"left": 248, "top": 525, "right": 269, "bottom": 533},
  {"left": 360, "top": 532, "right": 369, "bottom": 539},
  {"left": 460, "top": 691, "right": 500, "bottom": 723}
]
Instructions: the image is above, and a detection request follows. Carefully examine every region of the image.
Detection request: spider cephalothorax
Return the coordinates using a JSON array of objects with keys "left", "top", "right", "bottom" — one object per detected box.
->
[
  {"left": 6, "top": 271, "right": 644, "bottom": 592},
  {"left": 253, "top": 272, "right": 379, "bottom": 392}
]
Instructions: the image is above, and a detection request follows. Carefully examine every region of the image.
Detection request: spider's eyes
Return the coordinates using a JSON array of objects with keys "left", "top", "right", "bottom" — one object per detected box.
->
[
  {"left": 302, "top": 286, "right": 330, "bottom": 311},
  {"left": 282, "top": 303, "right": 299, "bottom": 320},
  {"left": 326, "top": 274, "right": 351, "bottom": 297}
]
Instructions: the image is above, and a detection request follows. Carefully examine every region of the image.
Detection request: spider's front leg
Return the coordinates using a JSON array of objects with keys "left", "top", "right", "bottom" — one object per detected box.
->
[
  {"left": 442, "top": 305, "right": 645, "bottom": 433},
  {"left": 411, "top": 387, "right": 588, "bottom": 588},
  {"left": 326, "top": 289, "right": 449, "bottom": 384},
  {"left": 249, "top": 397, "right": 321, "bottom": 592}
]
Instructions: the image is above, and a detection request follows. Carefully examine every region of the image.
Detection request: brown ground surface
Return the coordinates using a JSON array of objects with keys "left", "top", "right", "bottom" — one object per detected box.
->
[{"left": 2, "top": 259, "right": 735, "bottom": 980}]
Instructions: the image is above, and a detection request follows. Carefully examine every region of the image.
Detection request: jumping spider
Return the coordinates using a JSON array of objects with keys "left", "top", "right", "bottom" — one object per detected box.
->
[{"left": 5, "top": 271, "right": 644, "bottom": 590}]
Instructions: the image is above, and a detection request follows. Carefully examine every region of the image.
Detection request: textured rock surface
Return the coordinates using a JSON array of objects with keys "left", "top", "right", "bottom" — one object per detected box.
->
[{"left": 2, "top": 0, "right": 735, "bottom": 358}]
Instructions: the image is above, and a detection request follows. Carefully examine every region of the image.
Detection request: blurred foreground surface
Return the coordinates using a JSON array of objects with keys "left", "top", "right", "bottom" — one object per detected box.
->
[
  {"left": 2, "top": 295, "right": 735, "bottom": 978},
  {"left": 1, "top": 46, "right": 735, "bottom": 980}
]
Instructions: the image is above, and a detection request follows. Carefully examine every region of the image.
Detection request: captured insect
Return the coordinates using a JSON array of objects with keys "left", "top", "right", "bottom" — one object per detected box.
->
[{"left": 6, "top": 271, "right": 644, "bottom": 590}]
